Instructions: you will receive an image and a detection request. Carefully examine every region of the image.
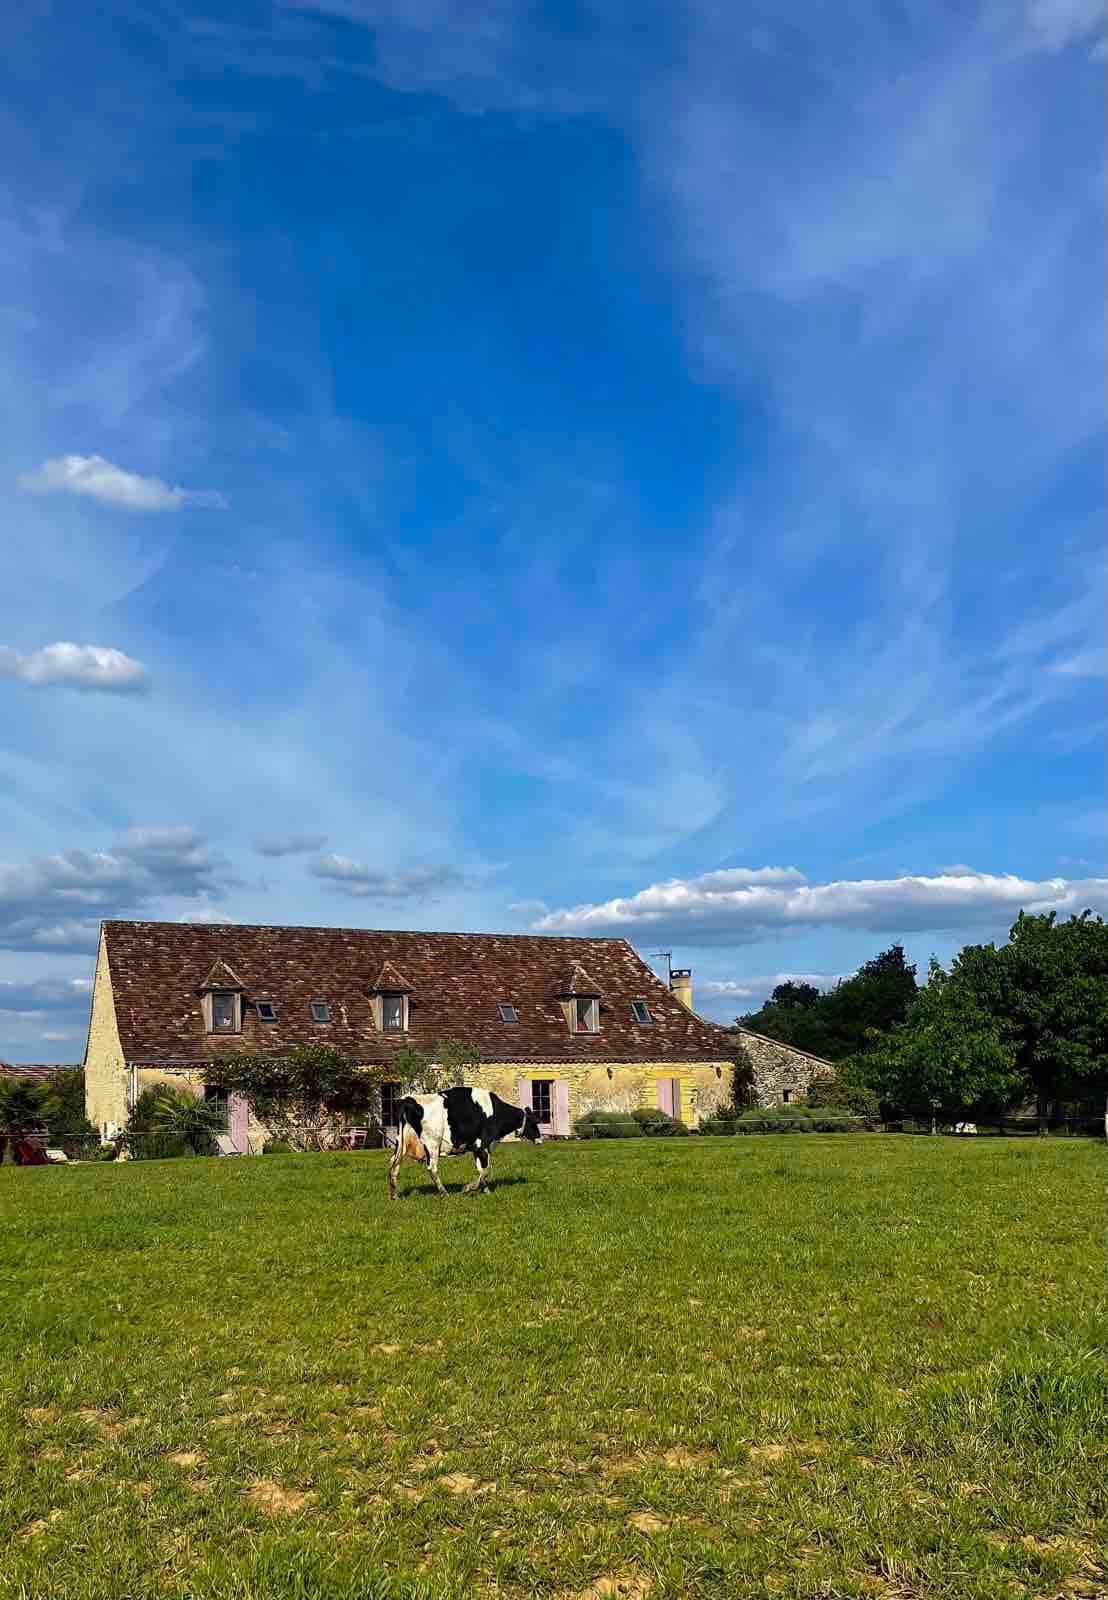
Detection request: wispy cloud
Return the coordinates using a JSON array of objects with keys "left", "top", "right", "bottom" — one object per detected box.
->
[
  {"left": 19, "top": 454, "right": 226, "bottom": 511},
  {"left": 537, "top": 867, "right": 1108, "bottom": 944},
  {"left": 1024, "top": 0, "right": 1107, "bottom": 54},
  {"left": 0, "top": 643, "right": 147, "bottom": 692},
  {"left": 0, "top": 977, "right": 91, "bottom": 1013},
  {"left": 255, "top": 832, "right": 329, "bottom": 857},
  {"left": 309, "top": 854, "right": 466, "bottom": 901},
  {"left": 0, "top": 827, "right": 232, "bottom": 952}
]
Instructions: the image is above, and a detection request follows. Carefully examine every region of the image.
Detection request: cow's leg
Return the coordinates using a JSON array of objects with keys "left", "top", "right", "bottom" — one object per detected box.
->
[
  {"left": 387, "top": 1132, "right": 405, "bottom": 1201},
  {"left": 426, "top": 1147, "right": 449, "bottom": 1197},
  {"left": 463, "top": 1147, "right": 490, "bottom": 1194}
]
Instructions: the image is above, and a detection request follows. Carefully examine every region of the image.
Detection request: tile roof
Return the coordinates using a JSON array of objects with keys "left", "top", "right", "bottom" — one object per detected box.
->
[
  {"left": 0, "top": 1062, "right": 72, "bottom": 1081},
  {"left": 102, "top": 920, "right": 736, "bottom": 1066}
]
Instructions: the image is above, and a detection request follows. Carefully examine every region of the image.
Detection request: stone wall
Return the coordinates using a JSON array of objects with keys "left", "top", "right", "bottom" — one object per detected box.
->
[
  {"left": 84, "top": 929, "right": 128, "bottom": 1137},
  {"left": 735, "top": 1028, "right": 834, "bottom": 1108}
]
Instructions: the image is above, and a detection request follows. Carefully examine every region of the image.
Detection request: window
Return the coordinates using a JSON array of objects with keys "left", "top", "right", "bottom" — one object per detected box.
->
[
  {"left": 380, "top": 1082, "right": 401, "bottom": 1129},
  {"left": 631, "top": 999, "right": 653, "bottom": 1025},
  {"left": 211, "top": 991, "right": 238, "bottom": 1033},
  {"left": 497, "top": 1002, "right": 519, "bottom": 1023},
  {"left": 311, "top": 1000, "right": 330, "bottom": 1023},
  {"left": 573, "top": 997, "right": 599, "bottom": 1033},
  {"left": 204, "top": 1086, "right": 229, "bottom": 1127},
  {"left": 530, "top": 1079, "right": 553, "bottom": 1122},
  {"left": 782, "top": 1089, "right": 792, "bottom": 1105},
  {"left": 256, "top": 1001, "right": 278, "bottom": 1023},
  {"left": 381, "top": 993, "right": 406, "bottom": 1032}
]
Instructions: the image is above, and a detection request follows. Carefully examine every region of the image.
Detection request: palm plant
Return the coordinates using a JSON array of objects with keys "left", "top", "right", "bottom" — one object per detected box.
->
[{"left": 132, "top": 1088, "right": 227, "bottom": 1155}]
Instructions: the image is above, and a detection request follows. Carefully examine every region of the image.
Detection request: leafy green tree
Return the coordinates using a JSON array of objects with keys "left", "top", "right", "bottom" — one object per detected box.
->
[
  {"left": 125, "top": 1085, "right": 226, "bottom": 1156},
  {"left": 728, "top": 1041, "right": 757, "bottom": 1112},
  {"left": 851, "top": 959, "right": 1023, "bottom": 1117},
  {"left": 0, "top": 1075, "right": 49, "bottom": 1131},
  {"left": 36, "top": 1069, "right": 95, "bottom": 1140},
  {"left": 737, "top": 945, "right": 919, "bottom": 1061},
  {"left": 995, "top": 911, "right": 1108, "bottom": 1128}
]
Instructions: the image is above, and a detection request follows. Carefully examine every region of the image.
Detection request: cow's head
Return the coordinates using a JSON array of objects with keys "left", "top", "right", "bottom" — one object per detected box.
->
[{"left": 519, "top": 1109, "right": 543, "bottom": 1145}]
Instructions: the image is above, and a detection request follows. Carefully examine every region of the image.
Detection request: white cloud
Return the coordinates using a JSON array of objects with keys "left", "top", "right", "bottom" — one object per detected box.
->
[
  {"left": 19, "top": 454, "right": 226, "bottom": 511},
  {"left": 0, "top": 977, "right": 91, "bottom": 1013},
  {"left": 0, "top": 642, "right": 147, "bottom": 692},
  {"left": 256, "top": 832, "right": 329, "bottom": 857},
  {"left": 699, "top": 973, "right": 844, "bottom": 1001},
  {"left": 309, "top": 854, "right": 465, "bottom": 901},
  {"left": 537, "top": 867, "right": 1108, "bottom": 945},
  {"left": 1025, "top": 0, "right": 1107, "bottom": 53},
  {"left": 0, "top": 827, "right": 233, "bottom": 952}
]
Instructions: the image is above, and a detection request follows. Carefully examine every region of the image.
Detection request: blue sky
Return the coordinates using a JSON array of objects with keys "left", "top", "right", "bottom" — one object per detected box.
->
[{"left": 1, "top": 0, "right": 1104, "bottom": 1060}]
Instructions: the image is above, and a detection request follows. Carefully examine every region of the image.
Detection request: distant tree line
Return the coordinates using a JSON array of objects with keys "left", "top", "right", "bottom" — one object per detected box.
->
[{"left": 735, "top": 911, "right": 1108, "bottom": 1127}]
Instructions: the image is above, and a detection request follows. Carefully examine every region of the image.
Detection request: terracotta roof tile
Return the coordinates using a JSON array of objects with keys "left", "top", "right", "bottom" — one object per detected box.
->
[
  {"left": 102, "top": 920, "right": 736, "bottom": 1066},
  {"left": 368, "top": 959, "right": 414, "bottom": 993}
]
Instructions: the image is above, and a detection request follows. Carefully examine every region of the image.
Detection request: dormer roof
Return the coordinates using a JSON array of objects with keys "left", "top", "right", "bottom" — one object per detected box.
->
[{"left": 197, "top": 958, "right": 245, "bottom": 992}]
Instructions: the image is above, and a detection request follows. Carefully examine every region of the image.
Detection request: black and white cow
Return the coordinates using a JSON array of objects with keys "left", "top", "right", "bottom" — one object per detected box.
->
[{"left": 388, "top": 1086, "right": 542, "bottom": 1200}]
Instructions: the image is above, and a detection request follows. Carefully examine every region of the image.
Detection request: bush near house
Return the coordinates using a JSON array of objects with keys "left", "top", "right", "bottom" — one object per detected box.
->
[
  {"left": 574, "top": 1109, "right": 643, "bottom": 1138},
  {"left": 123, "top": 1087, "right": 226, "bottom": 1159},
  {"left": 631, "top": 1107, "right": 691, "bottom": 1136}
]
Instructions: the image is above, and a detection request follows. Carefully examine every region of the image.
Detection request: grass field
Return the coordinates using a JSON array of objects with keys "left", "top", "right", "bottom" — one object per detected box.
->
[{"left": 2, "top": 1137, "right": 1105, "bottom": 1600}]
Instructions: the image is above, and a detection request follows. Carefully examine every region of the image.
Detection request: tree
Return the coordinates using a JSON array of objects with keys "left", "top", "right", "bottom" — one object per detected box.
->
[
  {"left": 0, "top": 1075, "right": 48, "bottom": 1132},
  {"left": 737, "top": 944, "right": 919, "bottom": 1061},
  {"left": 839, "top": 912, "right": 1108, "bottom": 1127},
  {"left": 729, "top": 1041, "right": 757, "bottom": 1111},
  {"left": 850, "top": 959, "right": 1023, "bottom": 1117},
  {"left": 769, "top": 981, "right": 820, "bottom": 1010},
  {"left": 36, "top": 1069, "right": 95, "bottom": 1140},
  {"left": 994, "top": 911, "right": 1108, "bottom": 1130}
]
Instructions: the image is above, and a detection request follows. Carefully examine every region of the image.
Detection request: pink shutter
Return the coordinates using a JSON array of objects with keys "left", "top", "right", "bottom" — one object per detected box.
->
[
  {"left": 554, "top": 1078, "right": 570, "bottom": 1137},
  {"left": 517, "top": 1077, "right": 530, "bottom": 1117},
  {"left": 229, "top": 1093, "right": 250, "bottom": 1154}
]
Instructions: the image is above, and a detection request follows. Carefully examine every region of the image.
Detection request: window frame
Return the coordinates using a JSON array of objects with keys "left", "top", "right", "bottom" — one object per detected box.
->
[
  {"left": 310, "top": 999, "right": 331, "bottom": 1024},
  {"left": 255, "top": 1000, "right": 278, "bottom": 1023},
  {"left": 631, "top": 998, "right": 653, "bottom": 1025},
  {"left": 379, "top": 1081, "right": 402, "bottom": 1129},
  {"left": 203, "top": 1085, "right": 230, "bottom": 1128},
  {"left": 497, "top": 1001, "right": 519, "bottom": 1024},
  {"left": 530, "top": 1078, "right": 554, "bottom": 1122},
  {"left": 380, "top": 991, "right": 407, "bottom": 1033},
  {"left": 573, "top": 996, "right": 599, "bottom": 1034},
  {"left": 209, "top": 990, "right": 240, "bottom": 1034},
  {"left": 782, "top": 1088, "right": 792, "bottom": 1105}
]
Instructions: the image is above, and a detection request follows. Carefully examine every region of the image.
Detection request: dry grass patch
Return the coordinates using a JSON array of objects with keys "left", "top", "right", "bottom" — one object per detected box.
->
[
  {"left": 244, "top": 1478, "right": 314, "bottom": 1515},
  {"left": 167, "top": 1451, "right": 203, "bottom": 1469}
]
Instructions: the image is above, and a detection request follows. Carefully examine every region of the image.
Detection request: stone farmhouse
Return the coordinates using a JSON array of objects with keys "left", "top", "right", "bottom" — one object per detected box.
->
[{"left": 83, "top": 920, "right": 831, "bottom": 1147}]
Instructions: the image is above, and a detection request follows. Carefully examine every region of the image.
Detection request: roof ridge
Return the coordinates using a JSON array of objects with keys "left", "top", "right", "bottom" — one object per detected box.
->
[{"left": 102, "top": 919, "right": 632, "bottom": 943}]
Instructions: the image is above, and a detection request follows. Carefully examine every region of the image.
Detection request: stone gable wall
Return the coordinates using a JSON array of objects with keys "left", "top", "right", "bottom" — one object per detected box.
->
[{"left": 736, "top": 1028, "right": 834, "bottom": 1107}]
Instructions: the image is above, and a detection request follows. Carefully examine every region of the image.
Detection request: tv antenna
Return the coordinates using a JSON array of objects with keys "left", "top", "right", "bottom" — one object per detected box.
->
[{"left": 650, "top": 950, "right": 673, "bottom": 985}]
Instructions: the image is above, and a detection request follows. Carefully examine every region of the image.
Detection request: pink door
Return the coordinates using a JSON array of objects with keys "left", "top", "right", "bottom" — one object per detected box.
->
[
  {"left": 657, "top": 1078, "right": 681, "bottom": 1119},
  {"left": 229, "top": 1093, "right": 250, "bottom": 1154}
]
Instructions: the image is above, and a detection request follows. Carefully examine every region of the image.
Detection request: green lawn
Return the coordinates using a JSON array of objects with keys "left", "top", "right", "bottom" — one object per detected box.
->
[{"left": 1, "top": 1137, "right": 1105, "bottom": 1600}]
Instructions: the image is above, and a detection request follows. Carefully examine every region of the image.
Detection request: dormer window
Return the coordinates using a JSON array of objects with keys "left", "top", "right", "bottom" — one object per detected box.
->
[
  {"left": 311, "top": 1000, "right": 331, "bottom": 1023},
  {"left": 211, "top": 991, "right": 239, "bottom": 1033},
  {"left": 631, "top": 999, "right": 653, "bottom": 1025},
  {"left": 498, "top": 1002, "right": 519, "bottom": 1023},
  {"left": 381, "top": 993, "right": 406, "bottom": 1032},
  {"left": 256, "top": 1001, "right": 278, "bottom": 1023},
  {"left": 199, "top": 958, "right": 245, "bottom": 1035},
  {"left": 573, "top": 997, "right": 599, "bottom": 1034}
]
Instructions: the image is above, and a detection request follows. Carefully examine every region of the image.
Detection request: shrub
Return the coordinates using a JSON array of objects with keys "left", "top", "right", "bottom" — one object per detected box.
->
[
  {"left": 128, "top": 1131, "right": 193, "bottom": 1160},
  {"left": 125, "top": 1086, "right": 222, "bottom": 1156},
  {"left": 574, "top": 1110, "right": 643, "bottom": 1139},
  {"left": 262, "top": 1139, "right": 295, "bottom": 1155},
  {"left": 699, "top": 1118, "right": 738, "bottom": 1136},
  {"left": 631, "top": 1107, "right": 690, "bottom": 1136}
]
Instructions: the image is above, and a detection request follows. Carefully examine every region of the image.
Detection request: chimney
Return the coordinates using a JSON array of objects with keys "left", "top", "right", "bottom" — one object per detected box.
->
[{"left": 670, "top": 967, "right": 693, "bottom": 1011}]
